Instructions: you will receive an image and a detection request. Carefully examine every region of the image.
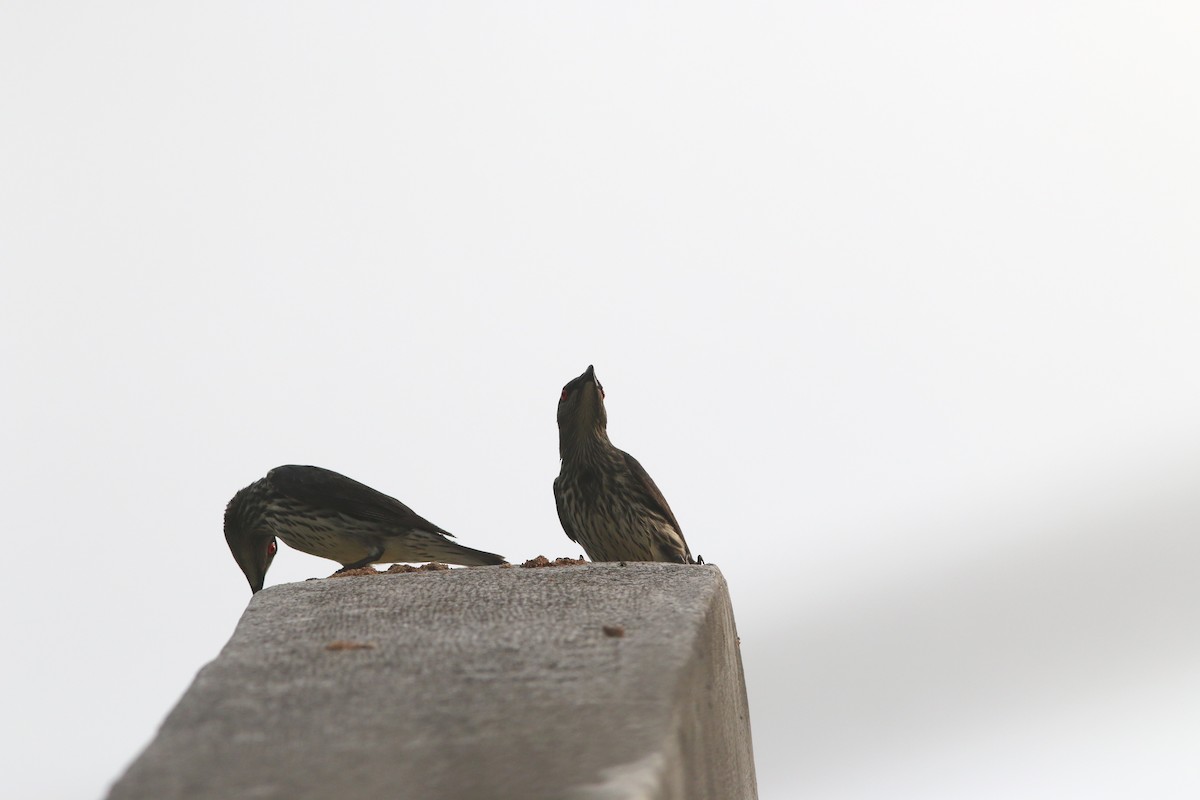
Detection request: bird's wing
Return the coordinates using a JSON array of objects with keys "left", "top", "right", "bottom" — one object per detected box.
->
[
  {"left": 267, "top": 465, "right": 454, "bottom": 537},
  {"left": 622, "top": 450, "right": 695, "bottom": 562},
  {"left": 553, "top": 474, "right": 580, "bottom": 544},
  {"left": 620, "top": 450, "right": 684, "bottom": 537}
]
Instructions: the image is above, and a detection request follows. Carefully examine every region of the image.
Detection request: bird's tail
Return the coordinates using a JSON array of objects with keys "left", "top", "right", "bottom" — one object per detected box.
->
[
  {"left": 432, "top": 539, "right": 507, "bottom": 567},
  {"left": 441, "top": 542, "right": 506, "bottom": 566},
  {"left": 387, "top": 528, "right": 507, "bottom": 567}
]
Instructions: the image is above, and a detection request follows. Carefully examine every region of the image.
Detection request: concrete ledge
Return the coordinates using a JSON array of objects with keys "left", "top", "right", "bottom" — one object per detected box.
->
[{"left": 107, "top": 564, "right": 757, "bottom": 800}]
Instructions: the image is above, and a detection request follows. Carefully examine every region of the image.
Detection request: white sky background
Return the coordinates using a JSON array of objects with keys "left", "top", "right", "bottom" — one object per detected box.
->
[{"left": 3, "top": 3, "right": 1199, "bottom": 798}]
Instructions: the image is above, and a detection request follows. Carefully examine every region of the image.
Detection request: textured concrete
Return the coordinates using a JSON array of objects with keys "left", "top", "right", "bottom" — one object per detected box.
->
[{"left": 107, "top": 564, "right": 756, "bottom": 800}]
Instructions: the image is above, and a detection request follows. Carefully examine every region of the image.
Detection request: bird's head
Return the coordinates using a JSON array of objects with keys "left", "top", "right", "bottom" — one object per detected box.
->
[
  {"left": 224, "top": 483, "right": 278, "bottom": 594},
  {"left": 557, "top": 365, "right": 608, "bottom": 455}
]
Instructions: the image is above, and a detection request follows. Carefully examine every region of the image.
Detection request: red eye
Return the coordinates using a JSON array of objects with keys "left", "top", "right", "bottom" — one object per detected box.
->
[
  {"left": 560, "top": 388, "right": 568, "bottom": 401},
  {"left": 267, "top": 540, "right": 278, "bottom": 557}
]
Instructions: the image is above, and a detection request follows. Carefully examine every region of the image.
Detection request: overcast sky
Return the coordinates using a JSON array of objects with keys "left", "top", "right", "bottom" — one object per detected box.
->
[{"left": 3, "top": 3, "right": 1198, "bottom": 799}]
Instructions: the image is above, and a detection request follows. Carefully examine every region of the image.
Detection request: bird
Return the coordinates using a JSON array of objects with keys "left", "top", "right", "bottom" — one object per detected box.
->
[
  {"left": 224, "top": 464, "right": 506, "bottom": 593},
  {"left": 553, "top": 365, "right": 699, "bottom": 564}
]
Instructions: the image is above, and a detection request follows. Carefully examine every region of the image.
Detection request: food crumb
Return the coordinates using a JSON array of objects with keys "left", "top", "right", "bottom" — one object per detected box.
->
[
  {"left": 602, "top": 625, "right": 625, "bottom": 638},
  {"left": 330, "top": 566, "right": 379, "bottom": 579},
  {"left": 387, "top": 562, "right": 450, "bottom": 573},
  {"left": 521, "top": 555, "right": 588, "bottom": 568}
]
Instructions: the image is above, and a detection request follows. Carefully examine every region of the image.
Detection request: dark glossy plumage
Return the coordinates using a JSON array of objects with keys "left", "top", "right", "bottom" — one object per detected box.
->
[
  {"left": 224, "top": 465, "right": 505, "bottom": 593},
  {"left": 553, "top": 366, "right": 697, "bottom": 563},
  {"left": 264, "top": 465, "right": 456, "bottom": 533}
]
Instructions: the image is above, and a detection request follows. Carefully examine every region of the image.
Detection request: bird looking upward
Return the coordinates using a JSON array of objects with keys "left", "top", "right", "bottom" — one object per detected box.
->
[
  {"left": 224, "top": 465, "right": 505, "bottom": 593},
  {"left": 553, "top": 365, "right": 699, "bottom": 564}
]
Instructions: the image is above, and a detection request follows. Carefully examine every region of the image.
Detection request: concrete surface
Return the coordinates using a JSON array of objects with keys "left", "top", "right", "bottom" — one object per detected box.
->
[{"left": 106, "top": 563, "right": 757, "bottom": 800}]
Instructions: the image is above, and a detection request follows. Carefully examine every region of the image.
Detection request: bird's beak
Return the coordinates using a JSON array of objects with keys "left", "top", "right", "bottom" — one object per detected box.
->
[
  {"left": 585, "top": 364, "right": 596, "bottom": 382},
  {"left": 228, "top": 535, "right": 270, "bottom": 595}
]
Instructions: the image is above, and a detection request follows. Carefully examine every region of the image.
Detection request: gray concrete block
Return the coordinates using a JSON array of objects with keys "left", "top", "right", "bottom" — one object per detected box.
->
[{"left": 107, "top": 563, "right": 757, "bottom": 800}]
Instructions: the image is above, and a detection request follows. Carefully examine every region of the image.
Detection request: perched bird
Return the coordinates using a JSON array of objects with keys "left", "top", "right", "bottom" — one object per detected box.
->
[
  {"left": 553, "top": 365, "right": 699, "bottom": 563},
  {"left": 224, "top": 465, "right": 505, "bottom": 593}
]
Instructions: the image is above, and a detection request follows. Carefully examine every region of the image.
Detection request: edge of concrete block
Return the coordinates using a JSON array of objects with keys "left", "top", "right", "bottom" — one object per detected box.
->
[{"left": 107, "top": 563, "right": 757, "bottom": 800}]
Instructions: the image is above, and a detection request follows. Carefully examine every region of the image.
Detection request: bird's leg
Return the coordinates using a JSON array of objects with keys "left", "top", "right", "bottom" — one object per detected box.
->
[{"left": 336, "top": 544, "right": 386, "bottom": 573}]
